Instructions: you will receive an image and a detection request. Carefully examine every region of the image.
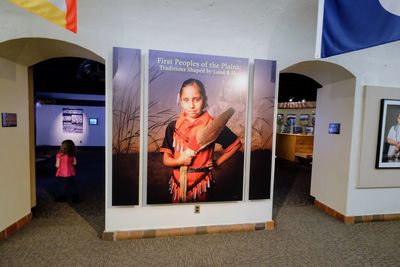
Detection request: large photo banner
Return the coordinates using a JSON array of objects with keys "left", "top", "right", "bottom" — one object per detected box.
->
[
  {"left": 249, "top": 59, "right": 276, "bottom": 199},
  {"left": 112, "top": 47, "right": 141, "bottom": 205},
  {"left": 147, "top": 50, "right": 248, "bottom": 204}
]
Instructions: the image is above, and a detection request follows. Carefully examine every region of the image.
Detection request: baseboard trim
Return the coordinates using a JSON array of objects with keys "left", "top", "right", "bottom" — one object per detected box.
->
[
  {"left": 314, "top": 200, "right": 353, "bottom": 224},
  {"left": 314, "top": 199, "right": 400, "bottom": 225},
  {"left": 0, "top": 213, "right": 32, "bottom": 240},
  {"left": 102, "top": 221, "right": 275, "bottom": 241}
]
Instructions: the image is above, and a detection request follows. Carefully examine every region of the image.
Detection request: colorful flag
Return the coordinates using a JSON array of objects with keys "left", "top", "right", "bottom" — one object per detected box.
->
[
  {"left": 316, "top": 0, "right": 400, "bottom": 58},
  {"left": 9, "top": 0, "right": 77, "bottom": 33}
]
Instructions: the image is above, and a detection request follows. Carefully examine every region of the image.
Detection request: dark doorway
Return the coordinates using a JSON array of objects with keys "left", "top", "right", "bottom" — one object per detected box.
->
[
  {"left": 273, "top": 73, "right": 320, "bottom": 218},
  {"left": 33, "top": 57, "right": 106, "bottom": 234}
]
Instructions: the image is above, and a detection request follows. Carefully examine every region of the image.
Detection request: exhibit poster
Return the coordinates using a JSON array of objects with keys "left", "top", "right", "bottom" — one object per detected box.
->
[
  {"left": 249, "top": 59, "right": 276, "bottom": 200},
  {"left": 112, "top": 47, "right": 141, "bottom": 205},
  {"left": 62, "top": 108, "right": 83, "bottom": 133},
  {"left": 147, "top": 49, "right": 248, "bottom": 204}
]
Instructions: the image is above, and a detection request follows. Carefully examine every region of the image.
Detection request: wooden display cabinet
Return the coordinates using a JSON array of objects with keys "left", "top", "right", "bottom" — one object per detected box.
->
[{"left": 276, "top": 133, "right": 314, "bottom": 162}]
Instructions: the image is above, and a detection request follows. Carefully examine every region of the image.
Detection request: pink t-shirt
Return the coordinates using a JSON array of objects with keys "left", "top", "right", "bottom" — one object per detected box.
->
[{"left": 55, "top": 152, "right": 76, "bottom": 177}]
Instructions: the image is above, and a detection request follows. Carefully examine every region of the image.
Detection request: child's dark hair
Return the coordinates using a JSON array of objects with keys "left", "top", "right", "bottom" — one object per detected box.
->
[
  {"left": 179, "top": 78, "right": 208, "bottom": 110},
  {"left": 61, "top": 139, "right": 76, "bottom": 157}
]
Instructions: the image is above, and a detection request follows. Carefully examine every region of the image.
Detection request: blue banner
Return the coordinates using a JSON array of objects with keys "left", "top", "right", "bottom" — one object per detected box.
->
[{"left": 318, "top": 0, "right": 400, "bottom": 58}]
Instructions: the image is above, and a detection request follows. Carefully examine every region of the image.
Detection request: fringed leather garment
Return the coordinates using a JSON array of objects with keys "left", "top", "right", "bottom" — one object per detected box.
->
[{"left": 162, "top": 111, "right": 215, "bottom": 202}]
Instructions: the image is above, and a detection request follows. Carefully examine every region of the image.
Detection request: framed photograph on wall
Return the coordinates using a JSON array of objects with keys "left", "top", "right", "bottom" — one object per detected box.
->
[
  {"left": 328, "top": 123, "right": 340, "bottom": 134},
  {"left": 277, "top": 113, "right": 283, "bottom": 125},
  {"left": 287, "top": 114, "right": 296, "bottom": 126},
  {"left": 300, "top": 114, "right": 310, "bottom": 126},
  {"left": 63, "top": 108, "right": 83, "bottom": 133},
  {"left": 305, "top": 126, "right": 314, "bottom": 135},
  {"left": 89, "top": 118, "right": 98, "bottom": 125},
  {"left": 310, "top": 113, "right": 316, "bottom": 126},
  {"left": 376, "top": 99, "right": 400, "bottom": 168},
  {"left": 1, "top": 113, "right": 17, "bottom": 127}
]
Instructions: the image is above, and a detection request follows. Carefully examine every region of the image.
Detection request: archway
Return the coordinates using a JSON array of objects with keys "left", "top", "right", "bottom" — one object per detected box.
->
[
  {"left": 274, "top": 60, "right": 356, "bottom": 218},
  {"left": 0, "top": 37, "right": 105, "bottom": 234},
  {"left": 0, "top": 38, "right": 103, "bottom": 65},
  {"left": 281, "top": 60, "right": 355, "bottom": 85}
]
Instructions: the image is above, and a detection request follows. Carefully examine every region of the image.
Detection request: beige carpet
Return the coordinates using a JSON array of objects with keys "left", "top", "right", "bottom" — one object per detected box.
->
[{"left": 1, "top": 152, "right": 399, "bottom": 266}]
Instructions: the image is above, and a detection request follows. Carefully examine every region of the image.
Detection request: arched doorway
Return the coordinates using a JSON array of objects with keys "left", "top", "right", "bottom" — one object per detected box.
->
[
  {"left": 273, "top": 73, "right": 320, "bottom": 216},
  {"left": 274, "top": 60, "right": 355, "bottom": 219},
  {"left": 0, "top": 37, "right": 105, "bottom": 234}
]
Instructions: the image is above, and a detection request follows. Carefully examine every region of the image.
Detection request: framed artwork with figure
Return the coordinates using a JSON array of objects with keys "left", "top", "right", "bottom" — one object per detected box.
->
[{"left": 376, "top": 99, "right": 400, "bottom": 168}]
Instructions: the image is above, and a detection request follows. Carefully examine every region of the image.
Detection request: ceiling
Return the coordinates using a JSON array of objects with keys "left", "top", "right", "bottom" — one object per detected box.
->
[
  {"left": 33, "top": 57, "right": 105, "bottom": 95},
  {"left": 278, "top": 73, "right": 321, "bottom": 103}
]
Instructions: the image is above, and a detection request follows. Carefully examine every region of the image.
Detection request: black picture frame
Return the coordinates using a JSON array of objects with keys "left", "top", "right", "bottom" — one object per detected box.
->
[{"left": 376, "top": 99, "right": 400, "bottom": 168}]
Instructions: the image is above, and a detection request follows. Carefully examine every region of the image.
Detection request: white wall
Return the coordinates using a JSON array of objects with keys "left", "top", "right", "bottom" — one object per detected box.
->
[
  {"left": 35, "top": 104, "right": 105, "bottom": 147},
  {"left": 1, "top": 0, "right": 400, "bottom": 231},
  {"left": 0, "top": 57, "right": 31, "bottom": 231},
  {"left": 347, "top": 85, "right": 400, "bottom": 215},
  {"left": 310, "top": 78, "right": 355, "bottom": 214},
  {"left": 323, "top": 32, "right": 400, "bottom": 216},
  {"left": 3, "top": 0, "right": 317, "bottom": 231}
]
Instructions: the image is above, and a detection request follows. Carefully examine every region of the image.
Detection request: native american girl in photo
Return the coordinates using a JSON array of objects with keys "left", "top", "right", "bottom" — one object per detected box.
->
[{"left": 160, "top": 78, "right": 241, "bottom": 203}]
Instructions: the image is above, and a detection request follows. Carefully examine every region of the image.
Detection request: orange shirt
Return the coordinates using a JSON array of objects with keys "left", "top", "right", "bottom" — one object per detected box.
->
[{"left": 161, "top": 111, "right": 240, "bottom": 202}]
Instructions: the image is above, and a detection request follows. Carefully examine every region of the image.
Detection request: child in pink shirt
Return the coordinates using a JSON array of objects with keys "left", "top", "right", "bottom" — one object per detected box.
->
[{"left": 55, "top": 139, "right": 79, "bottom": 202}]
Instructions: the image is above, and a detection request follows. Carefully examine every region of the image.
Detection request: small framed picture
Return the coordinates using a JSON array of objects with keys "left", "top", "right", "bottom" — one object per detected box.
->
[
  {"left": 376, "top": 99, "right": 400, "bottom": 168},
  {"left": 63, "top": 108, "right": 83, "bottom": 133},
  {"left": 277, "top": 113, "right": 284, "bottom": 125},
  {"left": 300, "top": 114, "right": 310, "bottom": 126},
  {"left": 305, "top": 126, "right": 314, "bottom": 135},
  {"left": 310, "top": 114, "right": 316, "bottom": 126},
  {"left": 293, "top": 126, "right": 303, "bottom": 134},
  {"left": 287, "top": 114, "right": 296, "bottom": 126},
  {"left": 328, "top": 123, "right": 340, "bottom": 134},
  {"left": 89, "top": 118, "right": 99, "bottom": 125},
  {"left": 1, "top": 113, "right": 17, "bottom": 127}
]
